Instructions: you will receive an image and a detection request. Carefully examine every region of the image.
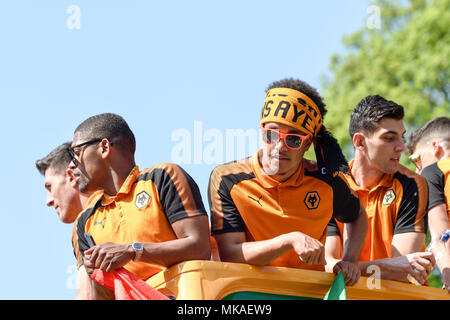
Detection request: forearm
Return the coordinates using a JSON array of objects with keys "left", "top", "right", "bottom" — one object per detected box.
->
[
  {"left": 219, "top": 233, "right": 294, "bottom": 266},
  {"left": 358, "top": 258, "right": 408, "bottom": 282},
  {"left": 140, "top": 236, "right": 211, "bottom": 267},
  {"left": 342, "top": 209, "right": 367, "bottom": 263}
]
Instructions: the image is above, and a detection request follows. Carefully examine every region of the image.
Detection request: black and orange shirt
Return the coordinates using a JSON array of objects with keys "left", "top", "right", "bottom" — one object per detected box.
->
[
  {"left": 327, "top": 160, "right": 428, "bottom": 262},
  {"left": 421, "top": 158, "right": 450, "bottom": 221},
  {"left": 208, "top": 151, "right": 360, "bottom": 271},
  {"left": 72, "top": 163, "right": 207, "bottom": 280}
]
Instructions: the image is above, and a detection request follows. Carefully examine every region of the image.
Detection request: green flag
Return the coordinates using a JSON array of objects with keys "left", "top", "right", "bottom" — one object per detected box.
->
[{"left": 323, "top": 271, "right": 347, "bottom": 300}]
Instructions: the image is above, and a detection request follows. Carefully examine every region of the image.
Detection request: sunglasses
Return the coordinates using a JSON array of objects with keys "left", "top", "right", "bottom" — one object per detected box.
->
[
  {"left": 67, "top": 138, "right": 103, "bottom": 162},
  {"left": 262, "top": 128, "right": 311, "bottom": 150}
]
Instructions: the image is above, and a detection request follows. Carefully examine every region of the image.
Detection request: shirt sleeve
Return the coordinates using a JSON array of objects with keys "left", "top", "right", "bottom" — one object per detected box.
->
[
  {"left": 330, "top": 173, "right": 361, "bottom": 223},
  {"left": 393, "top": 173, "right": 428, "bottom": 235},
  {"left": 327, "top": 217, "right": 342, "bottom": 237},
  {"left": 148, "top": 163, "right": 207, "bottom": 224},
  {"left": 421, "top": 162, "right": 445, "bottom": 210},
  {"left": 208, "top": 166, "right": 246, "bottom": 235}
]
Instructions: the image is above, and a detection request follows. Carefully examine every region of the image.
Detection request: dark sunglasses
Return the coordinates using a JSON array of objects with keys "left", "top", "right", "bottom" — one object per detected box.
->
[
  {"left": 262, "top": 128, "right": 310, "bottom": 150},
  {"left": 67, "top": 138, "right": 103, "bottom": 162}
]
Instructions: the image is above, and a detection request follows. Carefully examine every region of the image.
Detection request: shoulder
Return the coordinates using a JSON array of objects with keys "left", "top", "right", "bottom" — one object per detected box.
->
[
  {"left": 394, "top": 164, "right": 428, "bottom": 194},
  {"left": 209, "top": 157, "right": 255, "bottom": 188},
  {"left": 422, "top": 162, "right": 444, "bottom": 180}
]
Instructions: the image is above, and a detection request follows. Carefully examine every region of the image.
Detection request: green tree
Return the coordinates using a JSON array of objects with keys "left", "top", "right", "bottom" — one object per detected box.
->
[{"left": 322, "top": 0, "right": 449, "bottom": 158}]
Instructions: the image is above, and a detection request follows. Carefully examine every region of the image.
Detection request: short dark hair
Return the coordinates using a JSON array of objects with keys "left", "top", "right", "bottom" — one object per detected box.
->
[
  {"left": 406, "top": 117, "right": 450, "bottom": 155},
  {"left": 74, "top": 113, "right": 136, "bottom": 156},
  {"left": 266, "top": 78, "right": 327, "bottom": 117},
  {"left": 36, "top": 142, "right": 72, "bottom": 176},
  {"left": 349, "top": 95, "right": 404, "bottom": 139}
]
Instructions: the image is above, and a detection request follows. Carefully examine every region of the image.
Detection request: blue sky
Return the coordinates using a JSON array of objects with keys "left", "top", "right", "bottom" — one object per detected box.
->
[{"left": 0, "top": 1, "right": 372, "bottom": 299}]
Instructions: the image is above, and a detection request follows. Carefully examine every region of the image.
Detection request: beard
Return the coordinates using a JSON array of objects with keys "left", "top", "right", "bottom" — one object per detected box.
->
[{"left": 77, "top": 174, "right": 90, "bottom": 193}]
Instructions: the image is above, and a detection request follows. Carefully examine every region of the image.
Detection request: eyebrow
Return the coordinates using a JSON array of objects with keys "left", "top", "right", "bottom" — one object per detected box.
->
[{"left": 380, "top": 129, "right": 406, "bottom": 136}]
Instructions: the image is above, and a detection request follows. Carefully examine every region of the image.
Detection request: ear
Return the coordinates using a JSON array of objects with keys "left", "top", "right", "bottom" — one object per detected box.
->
[
  {"left": 431, "top": 140, "right": 444, "bottom": 159},
  {"left": 66, "top": 168, "right": 78, "bottom": 189},
  {"left": 100, "top": 138, "right": 113, "bottom": 160},
  {"left": 353, "top": 132, "right": 366, "bottom": 151}
]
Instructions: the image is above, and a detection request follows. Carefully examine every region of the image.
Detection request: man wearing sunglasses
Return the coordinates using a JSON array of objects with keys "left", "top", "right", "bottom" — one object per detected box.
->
[
  {"left": 209, "top": 78, "right": 368, "bottom": 286},
  {"left": 36, "top": 142, "right": 93, "bottom": 299},
  {"left": 406, "top": 116, "right": 450, "bottom": 292},
  {"left": 325, "top": 95, "right": 434, "bottom": 286},
  {"left": 70, "top": 113, "right": 211, "bottom": 299}
]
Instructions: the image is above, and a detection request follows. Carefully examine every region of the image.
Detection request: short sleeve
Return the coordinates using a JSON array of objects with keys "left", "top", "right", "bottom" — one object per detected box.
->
[
  {"left": 146, "top": 163, "right": 207, "bottom": 224},
  {"left": 421, "top": 163, "right": 445, "bottom": 210},
  {"left": 208, "top": 167, "right": 246, "bottom": 235},
  {"left": 327, "top": 217, "right": 342, "bottom": 237},
  {"left": 393, "top": 172, "right": 428, "bottom": 235}
]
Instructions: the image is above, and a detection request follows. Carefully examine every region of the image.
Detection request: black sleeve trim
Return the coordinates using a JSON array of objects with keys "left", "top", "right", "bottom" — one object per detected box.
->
[
  {"left": 76, "top": 199, "right": 102, "bottom": 258},
  {"left": 421, "top": 163, "right": 445, "bottom": 210},
  {"left": 327, "top": 217, "right": 341, "bottom": 237},
  {"left": 137, "top": 166, "right": 207, "bottom": 224},
  {"left": 393, "top": 172, "right": 426, "bottom": 235},
  {"left": 330, "top": 176, "right": 361, "bottom": 223}
]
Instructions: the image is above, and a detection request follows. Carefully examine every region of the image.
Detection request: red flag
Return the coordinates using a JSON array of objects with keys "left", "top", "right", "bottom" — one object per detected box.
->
[{"left": 92, "top": 267, "right": 170, "bottom": 300}]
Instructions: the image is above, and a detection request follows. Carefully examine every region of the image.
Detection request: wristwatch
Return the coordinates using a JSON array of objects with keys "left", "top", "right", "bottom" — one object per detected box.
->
[{"left": 132, "top": 242, "right": 144, "bottom": 262}]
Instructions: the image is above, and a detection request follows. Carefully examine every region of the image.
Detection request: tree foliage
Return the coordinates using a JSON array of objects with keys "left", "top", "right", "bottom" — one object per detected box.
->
[{"left": 322, "top": 0, "right": 449, "bottom": 157}]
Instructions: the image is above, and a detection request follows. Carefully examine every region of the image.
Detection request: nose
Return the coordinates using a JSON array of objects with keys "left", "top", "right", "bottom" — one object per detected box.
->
[
  {"left": 274, "top": 136, "right": 288, "bottom": 152},
  {"left": 396, "top": 138, "right": 406, "bottom": 153},
  {"left": 46, "top": 193, "right": 54, "bottom": 207}
]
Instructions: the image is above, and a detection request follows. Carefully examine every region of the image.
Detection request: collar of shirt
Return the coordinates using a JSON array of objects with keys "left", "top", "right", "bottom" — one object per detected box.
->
[
  {"left": 347, "top": 159, "right": 394, "bottom": 192},
  {"left": 84, "top": 165, "right": 141, "bottom": 207},
  {"left": 251, "top": 150, "right": 305, "bottom": 189}
]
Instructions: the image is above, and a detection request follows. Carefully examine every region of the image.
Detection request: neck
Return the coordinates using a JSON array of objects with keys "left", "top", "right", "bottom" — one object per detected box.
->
[
  {"left": 102, "top": 162, "right": 136, "bottom": 196},
  {"left": 259, "top": 152, "right": 300, "bottom": 183},
  {"left": 351, "top": 153, "right": 385, "bottom": 190}
]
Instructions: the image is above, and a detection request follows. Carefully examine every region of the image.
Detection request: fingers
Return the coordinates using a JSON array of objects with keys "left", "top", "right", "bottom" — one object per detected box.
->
[
  {"left": 299, "top": 246, "right": 325, "bottom": 265},
  {"left": 334, "top": 261, "right": 360, "bottom": 286}
]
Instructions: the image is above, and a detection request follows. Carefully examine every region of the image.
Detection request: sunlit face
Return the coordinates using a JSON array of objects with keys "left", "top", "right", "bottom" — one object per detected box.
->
[
  {"left": 260, "top": 122, "right": 312, "bottom": 181},
  {"left": 360, "top": 118, "right": 406, "bottom": 174},
  {"left": 70, "top": 132, "right": 106, "bottom": 193},
  {"left": 44, "top": 167, "right": 82, "bottom": 223}
]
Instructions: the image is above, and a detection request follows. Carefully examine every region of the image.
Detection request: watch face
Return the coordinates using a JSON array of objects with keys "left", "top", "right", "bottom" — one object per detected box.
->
[{"left": 133, "top": 242, "right": 143, "bottom": 250}]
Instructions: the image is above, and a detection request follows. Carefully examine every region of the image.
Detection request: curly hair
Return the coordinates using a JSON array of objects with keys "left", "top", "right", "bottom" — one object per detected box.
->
[{"left": 266, "top": 78, "right": 327, "bottom": 117}]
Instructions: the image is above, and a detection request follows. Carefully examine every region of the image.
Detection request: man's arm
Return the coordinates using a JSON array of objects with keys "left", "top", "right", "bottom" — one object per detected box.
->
[
  {"left": 324, "top": 235, "right": 343, "bottom": 273},
  {"left": 84, "top": 215, "right": 211, "bottom": 273},
  {"left": 427, "top": 204, "right": 450, "bottom": 292},
  {"left": 357, "top": 232, "right": 434, "bottom": 284},
  {"left": 214, "top": 230, "right": 326, "bottom": 266},
  {"left": 335, "top": 205, "right": 367, "bottom": 286}
]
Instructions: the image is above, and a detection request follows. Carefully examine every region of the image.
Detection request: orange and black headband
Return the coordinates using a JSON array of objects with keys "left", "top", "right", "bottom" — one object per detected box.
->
[{"left": 260, "top": 88, "right": 323, "bottom": 136}]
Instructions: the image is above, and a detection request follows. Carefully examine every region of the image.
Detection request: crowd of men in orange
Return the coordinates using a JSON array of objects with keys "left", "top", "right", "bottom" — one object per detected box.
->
[{"left": 36, "top": 78, "right": 450, "bottom": 299}]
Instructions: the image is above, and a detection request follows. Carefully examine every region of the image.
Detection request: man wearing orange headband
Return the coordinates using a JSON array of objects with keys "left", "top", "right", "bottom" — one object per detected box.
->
[{"left": 209, "top": 78, "right": 368, "bottom": 286}]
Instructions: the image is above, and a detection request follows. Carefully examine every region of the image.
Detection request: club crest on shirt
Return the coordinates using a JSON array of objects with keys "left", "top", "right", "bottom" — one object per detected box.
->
[
  {"left": 304, "top": 191, "right": 320, "bottom": 210},
  {"left": 135, "top": 191, "right": 151, "bottom": 209},
  {"left": 383, "top": 189, "right": 396, "bottom": 206}
]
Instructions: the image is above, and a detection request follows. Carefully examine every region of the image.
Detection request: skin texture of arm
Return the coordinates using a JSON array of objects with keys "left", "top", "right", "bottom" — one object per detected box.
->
[
  {"left": 83, "top": 215, "right": 211, "bottom": 299},
  {"left": 357, "top": 232, "right": 434, "bottom": 284},
  {"left": 215, "top": 230, "right": 326, "bottom": 267},
  {"left": 327, "top": 206, "right": 367, "bottom": 286},
  {"left": 427, "top": 204, "right": 450, "bottom": 292}
]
